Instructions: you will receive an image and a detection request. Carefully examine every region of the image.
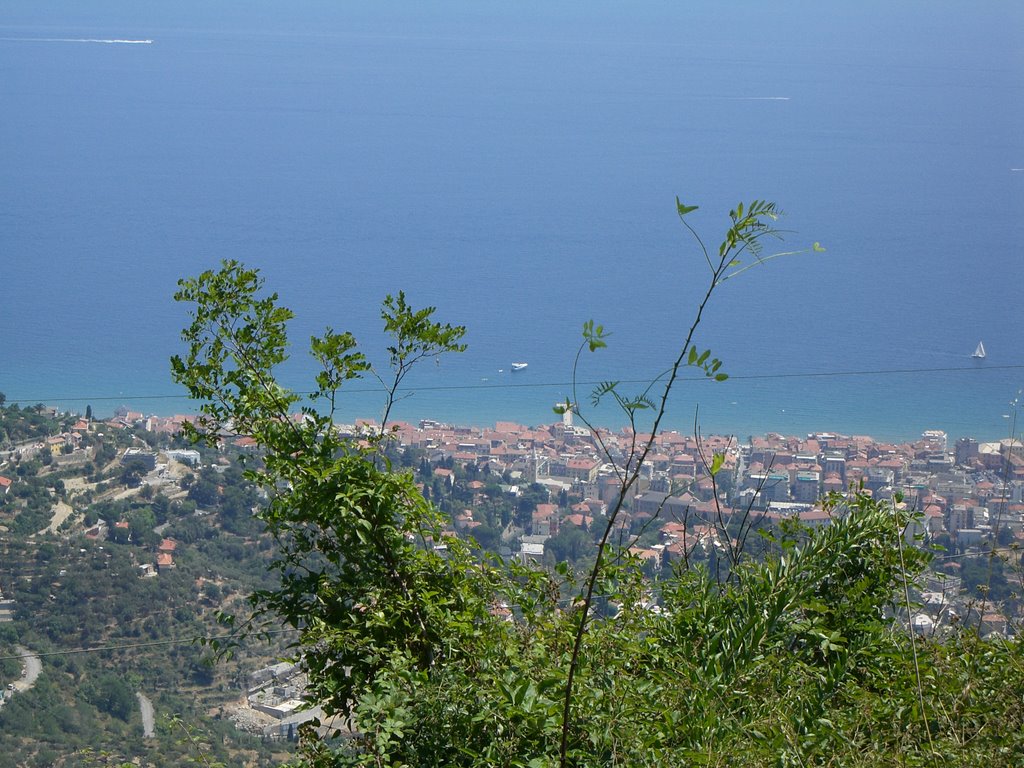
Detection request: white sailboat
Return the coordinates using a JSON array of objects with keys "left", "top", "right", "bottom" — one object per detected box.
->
[{"left": 971, "top": 341, "right": 986, "bottom": 359}]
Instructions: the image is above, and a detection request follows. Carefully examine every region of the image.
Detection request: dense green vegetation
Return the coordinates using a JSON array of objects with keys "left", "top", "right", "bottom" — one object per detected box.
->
[
  {"left": 0, "top": 530, "right": 290, "bottom": 766},
  {"left": 310, "top": 497, "right": 1023, "bottom": 767},
  {"left": 0, "top": 403, "right": 295, "bottom": 767}
]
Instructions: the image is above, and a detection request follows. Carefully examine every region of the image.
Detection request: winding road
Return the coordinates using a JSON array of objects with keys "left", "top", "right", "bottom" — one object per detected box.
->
[
  {"left": 137, "top": 692, "right": 155, "bottom": 738},
  {"left": 11, "top": 645, "right": 41, "bottom": 693},
  {"left": 6, "top": 646, "right": 155, "bottom": 741}
]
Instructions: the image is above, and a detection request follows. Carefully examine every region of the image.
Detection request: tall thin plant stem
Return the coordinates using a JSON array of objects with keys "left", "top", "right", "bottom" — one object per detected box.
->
[{"left": 558, "top": 200, "right": 804, "bottom": 766}]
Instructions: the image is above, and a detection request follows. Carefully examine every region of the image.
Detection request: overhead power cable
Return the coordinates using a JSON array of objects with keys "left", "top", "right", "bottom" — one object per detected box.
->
[
  {"left": 4, "top": 363, "right": 1023, "bottom": 405},
  {"left": 0, "top": 628, "right": 298, "bottom": 662},
  {"left": 929, "top": 546, "right": 1021, "bottom": 563}
]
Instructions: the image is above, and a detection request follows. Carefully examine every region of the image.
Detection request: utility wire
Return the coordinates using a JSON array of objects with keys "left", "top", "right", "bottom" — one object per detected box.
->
[
  {"left": 930, "top": 546, "right": 1020, "bottom": 563},
  {"left": 0, "top": 628, "right": 298, "bottom": 662},
  {"left": 5, "top": 363, "right": 1023, "bottom": 405}
]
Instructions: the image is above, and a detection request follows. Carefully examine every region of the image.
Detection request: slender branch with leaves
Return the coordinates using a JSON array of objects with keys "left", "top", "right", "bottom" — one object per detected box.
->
[
  {"left": 373, "top": 290, "right": 467, "bottom": 436},
  {"left": 555, "top": 198, "right": 821, "bottom": 767}
]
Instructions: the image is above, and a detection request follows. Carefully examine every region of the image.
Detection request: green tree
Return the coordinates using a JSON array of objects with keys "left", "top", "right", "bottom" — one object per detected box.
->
[
  {"left": 545, "top": 525, "right": 592, "bottom": 565},
  {"left": 128, "top": 506, "right": 158, "bottom": 546},
  {"left": 119, "top": 458, "right": 148, "bottom": 487},
  {"left": 188, "top": 478, "right": 219, "bottom": 508},
  {"left": 84, "top": 674, "right": 135, "bottom": 721},
  {"left": 470, "top": 523, "right": 501, "bottom": 553}
]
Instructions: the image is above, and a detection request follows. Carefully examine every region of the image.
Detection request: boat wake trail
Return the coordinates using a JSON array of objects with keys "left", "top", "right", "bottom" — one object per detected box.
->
[{"left": 0, "top": 37, "right": 153, "bottom": 44}]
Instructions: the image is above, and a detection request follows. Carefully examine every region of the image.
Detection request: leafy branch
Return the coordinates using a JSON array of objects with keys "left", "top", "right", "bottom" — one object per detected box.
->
[
  {"left": 171, "top": 263, "right": 483, "bottom": 721},
  {"left": 374, "top": 290, "right": 467, "bottom": 437},
  {"left": 557, "top": 197, "right": 821, "bottom": 767}
]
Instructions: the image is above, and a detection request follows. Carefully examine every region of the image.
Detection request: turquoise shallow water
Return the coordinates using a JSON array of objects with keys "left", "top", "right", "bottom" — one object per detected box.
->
[{"left": 1, "top": 1, "right": 1022, "bottom": 441}]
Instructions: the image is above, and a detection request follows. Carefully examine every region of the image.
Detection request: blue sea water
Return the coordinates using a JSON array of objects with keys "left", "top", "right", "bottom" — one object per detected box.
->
[{"left": 1, "top": 1, "right": 1022, "bottom": 441}]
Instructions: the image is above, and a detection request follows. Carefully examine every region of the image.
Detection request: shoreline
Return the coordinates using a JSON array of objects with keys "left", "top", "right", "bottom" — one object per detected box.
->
[
  {"left": 6, "top": 372, "right": 1019, "bottom": 447},
  {"left": 61, "top": 401, "right": 1017, "bottom": 449}
]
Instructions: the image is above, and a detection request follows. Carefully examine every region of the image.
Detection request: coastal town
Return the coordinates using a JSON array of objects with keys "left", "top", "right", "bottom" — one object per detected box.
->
[
  {"left": 0, "top": 401, "right": 1021, "bottom": 754},
  {"left": 381, "top": 412, "right": 1022, "bottom": 637},
  {"left": 6, "top": 405, "right": 1021, "bottom": 635}
]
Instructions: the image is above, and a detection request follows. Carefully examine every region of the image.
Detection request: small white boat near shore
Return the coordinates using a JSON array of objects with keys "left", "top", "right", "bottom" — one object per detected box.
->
[
  {"left": 511, "top": 362, "right": 528, "bottom": 371},
  {"left": 972, "top": 341, "right": 986, "bottom": 359}
]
